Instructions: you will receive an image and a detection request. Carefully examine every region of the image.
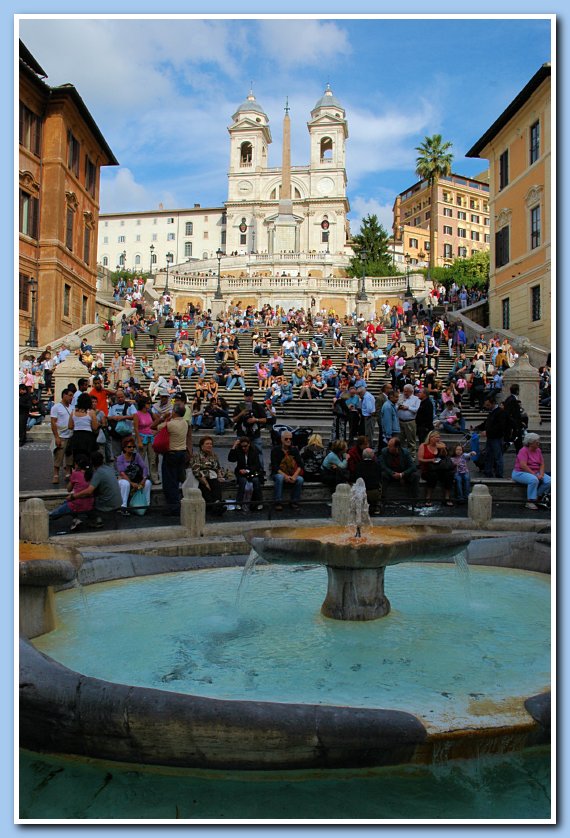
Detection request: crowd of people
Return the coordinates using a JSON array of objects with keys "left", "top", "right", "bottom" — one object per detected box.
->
[{"left": 19, "top": 289, "right": 552, "bottom": 524}]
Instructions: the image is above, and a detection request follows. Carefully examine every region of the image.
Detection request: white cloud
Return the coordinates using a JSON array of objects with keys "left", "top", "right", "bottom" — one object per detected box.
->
[
  {"left": 348, "top": 196, "right": 394, "bottom": 239},
  {"left": 256, "top": 19, "right": 352, "bottom": 67},
  {"left": 100, "top": 168, "right": 151, "bottom": 213}
]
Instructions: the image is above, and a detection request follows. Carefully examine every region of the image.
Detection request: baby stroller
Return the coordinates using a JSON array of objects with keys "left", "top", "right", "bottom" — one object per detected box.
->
[{"left": 270, "top": 424, "right": 312, "bottom": 449}]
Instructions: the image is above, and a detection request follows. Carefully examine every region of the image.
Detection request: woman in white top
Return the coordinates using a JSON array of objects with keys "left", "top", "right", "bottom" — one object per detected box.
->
[{"left": 69, "top": 392, "right": 99, "bottom": 459}]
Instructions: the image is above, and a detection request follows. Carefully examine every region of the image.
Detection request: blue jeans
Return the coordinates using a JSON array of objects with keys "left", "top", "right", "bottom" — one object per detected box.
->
[
  {"left": 511, "top": 471, "right": 551, "bottom": 501},
  {"left": 484, "top": 437, "right": 504, "bottom": 478},
  {"left": 454, "top": 473, "right": 471, "bottom": 501},
  {"left": 227, "top": 376, "right": 245, "bottom": 390},
  {"left": 215, "top": 416, "right": 226, "bottom": 434},
  {"left": 273, "top": 473, "right": 303, "bottom": 502},
  {"left": 49, "top": 500, "right": 74, "bottom": 519}
]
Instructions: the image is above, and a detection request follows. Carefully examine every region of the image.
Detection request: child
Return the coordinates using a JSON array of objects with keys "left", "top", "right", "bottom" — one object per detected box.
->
[
  {"left": 450, "top": 443, "right": 476, "bottom": 503},
  {"left": 49, "top": 454, "right": 94, "bottom": 530}
]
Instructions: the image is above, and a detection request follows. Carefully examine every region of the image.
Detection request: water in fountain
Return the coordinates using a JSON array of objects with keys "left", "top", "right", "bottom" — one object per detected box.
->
[
  {"left": 349, "top": 477, "right": 371, "bottom": 539},
  {"left": 235, "top": 548, "right": 265, "bottom": 604}
]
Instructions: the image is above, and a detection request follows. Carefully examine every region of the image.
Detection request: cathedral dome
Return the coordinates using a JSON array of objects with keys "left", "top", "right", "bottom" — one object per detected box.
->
[
  {"left": 233, "top": 91, "right": 268, "bottom": 120},
  {"left": 313, "top": 84, "right": 344, "bottom": 113}
]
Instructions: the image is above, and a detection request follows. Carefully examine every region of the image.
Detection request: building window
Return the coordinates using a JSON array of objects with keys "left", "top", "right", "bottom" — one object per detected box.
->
[
  {"left": 67, "top": 130, "right": 80, "bottom": 177},
  {"left": 502, "top": 298, "right": 510, "bottom": 330},
  {"left": 443, "top": 208, "right": 453, "bottom": 217},
  {"left": 151, "top": 253, "right": 157, "bottom": 265},
  {"left": 443, "top": 244, "right": 453, "bottom": 259},
  {"left": 102, "top": 256, "right": 108, "bottom": 267},
  {"left": 471, "top": 249, "right": 478, "bottom": 256},
  {"left": 457, "top": 211, "right": 467, "bottom": 220},
  {"left": 531, "top": 205, "right": 541, "bottom": 249},
  {"left": 167, "top": 233, "right": 175, "bottom": 241},
  {"left": 204, "top": 231, "right": 209, "bottom": 239},
  {"left": 63, "top": 283, "right": 71, "bottom": 318},
  {"left": 19, "top": 102, "right": 41, "bottom": 155},
  {"left": 184, "top": 242, "right": 193, "bottom": 257},
  {"left": 136, "top": 235, "right": 141, "bottom": 242},
  {"left": 136, "top": 219, "right": 141, "bottom": 226},
  {"left": 118, "top": 235, "right": 125, "bottom": 243},
  {"left": 152, "top": 233, "right": 157, "bottom": 241},
  {"left": 414, "top": 217, "right": 420, "bottom": 226},
  {"left": 458, "top": 246, "right": 467, "bottom": 258},
  {"left": 103, "top": 236, "right": 108, "bottom": 244},
  {"left": 81, "top": 295, "right": 88, "bottom": 325},
  {"left": 19, "top": 273, "right": 30, "bottom": 311},
  {"left": 221, "top": 230, "right": 226, "bottom": 245},
  {"left": 185, "top": 222, "right": 194, "bottom": 236},
  {"left": 83, "top": 224, "right": 91, "bottom": 264},
  {"left": 530, "top": 120, "right": 540, "bottom": 165},
  {"left": 65, "top": 208, "right": 74, "bottom": 251},
  {"left": 458, "top": 228, "right": 466, "bottom": 238},
  {"left": 424, "top": 242, "right": 430, "bottom": 252},
  {"left": 425, "top": 211, "right": 430, "bottom": 221},
  {"left": 496, "top": 226, "right": 510, "bottom": 268},
  {"left": 240, "top": 141, "right": 253, "bottom": 166},
  {"left": 484, "top": 217, "right": 490, "bottom": 226},
  {"left": 471, "top": 231, "right": 480, "bottom": 241},
  {"left": 484, "top": 233, "right": 491, "bottom": 243},
  {"left": 120, "top": 220, "right": 124, "bottom": 227},
  {"left": 85, "top": 156, "right": 96, "bottom": 196},
  {"left": 499, "top": 150, "right": 509, "bottom": 190},
  {"left": 167, "top": 217, "right": 174, "bottom": 224},
  {"left": 531, "top": 286, "right": 541, "bottom": 321},
  {"left": 456, "top": 196, "right": 465, "bottom": 207},
  {"left": 470, "top": 199, "right": 479, "bottom": 210},
  {"left": 321, "top": 231, "right": 329, "bottom": 244},
  {"left": 470, "top": 214, "right": 480, "bottom": 223},
  {"left": 443, "top": 225, "right": 452, "bottom": 236},
  {"left": 240, "top": 234, "right": 247, "bottom": 245},
  {"left": 135, "top": 255, "right": 141, "bottom": 265},
  {"left": 409, "top": 237, "right": 419, "bottom": 249},
  {"left": 19, "top": 190, "right": 39, "bottom": 239}
]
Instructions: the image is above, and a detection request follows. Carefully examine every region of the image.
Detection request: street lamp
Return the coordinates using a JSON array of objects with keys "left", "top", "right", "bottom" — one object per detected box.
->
[
  {"left": 149, "top": 244, "right": 154, "bottom": 277},
  {"left": 214, "top": 247, "right": 223, "bottom": 300},
  {"left": 165, "top": 252, "right": 173, "bottom": 294},
  {"left": 356, "top": 249, "right": 368, "bottom": 301},
  {"left": 26, "top": 277, "right": 38, "bottom": 347},
  {"left": 122, "top": 250, "right": 127, "bottom": 271},
  {"left": 404, "top": 252, "right": 413, "bottom": 299}
]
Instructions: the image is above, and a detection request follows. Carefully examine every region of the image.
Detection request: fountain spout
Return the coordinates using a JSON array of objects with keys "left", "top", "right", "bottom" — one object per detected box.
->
[{"left": 350, "top": 478, "right": 370, "bottom": 540}]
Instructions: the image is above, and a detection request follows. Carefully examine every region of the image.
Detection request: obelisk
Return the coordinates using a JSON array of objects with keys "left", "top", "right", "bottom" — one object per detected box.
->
[{"left": 272, "top": 98, "right": 299, "bottom": 253}]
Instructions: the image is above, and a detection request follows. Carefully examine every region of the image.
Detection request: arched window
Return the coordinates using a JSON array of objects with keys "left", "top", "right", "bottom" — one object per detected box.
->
[
  {"left": 102, "top": 256, "right": 108, "bottom": 267},
  {"left": 320, "top": 137, "right": 333, "bottom": 162},
  {"left": 240, "top": 141, "right": 253, "bottom": 167}
]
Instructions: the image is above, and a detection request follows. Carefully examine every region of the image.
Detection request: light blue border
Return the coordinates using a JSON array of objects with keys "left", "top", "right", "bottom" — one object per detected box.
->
[{"left": 9, "top": 2, "right": 562, "bottom": 834}]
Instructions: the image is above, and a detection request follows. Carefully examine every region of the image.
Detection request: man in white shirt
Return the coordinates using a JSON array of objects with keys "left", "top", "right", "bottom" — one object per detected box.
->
[
  {"left": 397, "top": 384, "right": 421, "bottom": 456},
  {"left": 50, "top": 388, "right": 74, "bottom": 483}
]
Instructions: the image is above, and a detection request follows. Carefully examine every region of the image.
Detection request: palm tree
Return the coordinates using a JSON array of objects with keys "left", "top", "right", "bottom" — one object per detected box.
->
[{"left": 415, "top": 134, "right": 454, "bottom": 284}]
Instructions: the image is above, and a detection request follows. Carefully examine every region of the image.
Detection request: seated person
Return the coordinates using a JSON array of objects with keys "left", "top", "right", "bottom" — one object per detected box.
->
[
  {"left": 115, "top": 436, "right": 152, "bottom": 515},
  {"left": 300, "top": 433, "right": 326, "bottom": 482},
  {"left": 435, "top": 404, "right": 465, "bottom": 434},
  {"left": 270, "top": 430, "right": 304, "bottom": 511},
  {"left": 378, "top": 436, "right": 420, "bottom": 500},
  {"left": 191, "top": 436, "right": 227, "bottom": 515},
  {"left": 228, "top": 436, "right": 264, "bottom": 512},
  {"left": 320, "top": 439, "right": 349, "bottom": 489}
]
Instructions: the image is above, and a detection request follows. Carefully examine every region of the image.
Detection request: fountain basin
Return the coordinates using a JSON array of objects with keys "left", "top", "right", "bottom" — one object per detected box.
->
[{"left": 245, "top": 525, "right": 471, "bottom": 620}]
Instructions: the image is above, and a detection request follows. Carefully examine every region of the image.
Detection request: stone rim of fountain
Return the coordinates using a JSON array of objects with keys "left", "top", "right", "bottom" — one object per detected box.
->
[{"left": 19, "top": 530, "right": 551, "bottom": 771}]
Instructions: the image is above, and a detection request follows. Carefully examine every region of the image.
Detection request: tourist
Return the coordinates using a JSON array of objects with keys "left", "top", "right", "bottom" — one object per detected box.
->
[
  {"left": 353, "top": 448, "right": 383, "bottom": 515},
  {"left": 300, "top": 433, "right": 327, "bottom": 482},
  {"left": 158, "top": 403, "right": 189, "bottom": 517},
  {"left": 511, "top": 432, "right": 552, "bottom": 511},
  {"left": 380, "top": 390, "right": 400, "bottom": 446},
  {"left": 436, "top": 403, "right": 465, "bottom": 434},
  {"left": 347, "top": 435, "right": 370, "bottom": 483},
  {"left": 358, "top": 386, "right": 377, "bottom": 449},
  {"left": 228, "top": 437, "right": 264, "bottom": 512},
  {"left": 417, "top": 430, "right": 454, "bottom": 506},
  {"left": 115, "top": 436, "right": 152, "bottom": 516},
  {"left": 450, "top": 443, "right": 477, "bottom": 503},
  {"left": 378, "top": 436, "right": 420, "bottom": 502},
  {"left": 68, "top": 450, "right": 122, "bottom": 527},
  {"left": 320, "top": 439, "right": 349, "bottom": 489},
  {"left": 226, "top": 361, "right": 246, "bottom": 391},
  {"left": 471, "top": 395, "right": 508, "bottom": 478},
  {"left": 68, "top": 393, "right": 99, "bottom": 460},
  {"left": 133, "top": 395, "right": 160, "bottom": 484},
  {"left": 49, "top": 387, "right": 74, "bottom": 484},
  {"left": 49, "top": 454, "right": 94, "bottom": 530},
  {"left": 191, "top": 435, "right": 227, "bottom": 515},
  {"left": 270, "top": 430, "right": 304, "bottom": 511},
  {"left": 108, "top": 389, "right": 137, "bottom": 459},
  {"left": 502, "top": 384, "right": 528, "bottom": 452},
  {"left": 397, "top": 384, "right": 420, "bottom": 456}
]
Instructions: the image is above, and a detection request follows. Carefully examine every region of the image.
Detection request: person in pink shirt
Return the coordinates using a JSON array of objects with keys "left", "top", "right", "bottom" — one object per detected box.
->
[
  {"left": 49, "top": 454, "right": 94, "bottom": 530},
  {"left": 511, "top": 432, "right": 551, "bottom": 510}
]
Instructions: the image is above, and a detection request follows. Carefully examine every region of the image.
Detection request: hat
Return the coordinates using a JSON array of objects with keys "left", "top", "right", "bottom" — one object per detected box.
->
[{"left": 244, "top": 388, "right": 254, "bottom": 397}]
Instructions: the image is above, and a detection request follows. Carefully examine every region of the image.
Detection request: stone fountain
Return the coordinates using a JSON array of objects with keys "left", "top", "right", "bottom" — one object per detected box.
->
[{"left": 246, "top": 479, "right": 470, "bottom": 620}]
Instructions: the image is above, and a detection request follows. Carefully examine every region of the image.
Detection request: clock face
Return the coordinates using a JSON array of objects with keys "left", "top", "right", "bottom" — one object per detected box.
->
[
  {"left": 317, "top": 176, "right": 334, "bottom": 196},
  {"left": 238, "top": 180, "right": 253, "bottom": 194}
]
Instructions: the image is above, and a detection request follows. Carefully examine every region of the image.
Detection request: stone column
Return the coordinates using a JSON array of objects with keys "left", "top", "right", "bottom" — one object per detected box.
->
[
  {"left": 52, "top": 353, "right": 88, "bottom": 401},
  {"left": 19, "top": 498, "right": 49, "bottom": 544},
  {"left": 180, "top": 470, "right": 206, "bottom": 535},
  {"left": 331, "top": 483, "right": 352, "bottom": 526},
  {"left": 499, "top": 352, "right": 541, "bottom": 430},
  {"left": 468, "top": 484, "right": 492, "bottom": 527}
]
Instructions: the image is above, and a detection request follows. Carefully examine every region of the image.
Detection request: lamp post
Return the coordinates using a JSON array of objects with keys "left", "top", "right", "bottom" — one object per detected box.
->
[
  {"left": 404, "top": 252, "right": 413, "bottom": 299},
  {"left": 27, "top": 277, "right": 38, "bottom": 347},
  {"left": 214, "top": 247, "right": 223, "bottom": 300},
  {"left": 165, "top": 252, "right": 173, "bottom": 294},
  {"left": 356, "top": 249, "right": 368, "bottom": 301},
  {"left": 122, "top": 250, "right": 127, "bottom": 271},
  {"left": 149, "top": 244, "right": 154, "bottom": 278}
]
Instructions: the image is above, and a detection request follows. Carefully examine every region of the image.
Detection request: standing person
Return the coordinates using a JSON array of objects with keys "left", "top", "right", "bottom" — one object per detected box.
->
[
  {"left": 358, "top": 386, "right": 377, "bottom": 449},
  {"left": 381, "top": 390, "right": 401, "bottom": 447},
  {"left": 157, "top": 403, "right": 189, "bottom": 516},
  {"left": 228, "top": 436, "right": 264, "bottom": 512},
  {"left": 19, "top": 384, "right": 32, "bottom": 447},
  {"left": 472, "top": 396, "right": 508, "bottom": 478},
  {"left": 88, "top": 376, "right": 110, "bottom": 416},
  {"left": 502, "top": 383, "right": 528, "bottom": 452},
  {"left": 511, "top": 432, "right": 552, "bottom": 511},
  {"left": 107, "top": 389, "right": 137, "bottom": 459},
  {"left": 68, "top": 393, "right": 99, "bottom": 460},
  {"left": 133, "top": 395, "right": 160, "bottom": 484},
  {"left": 415, "top": 389, "right": 435, "bottom": 446},
  {"left": 397, "top": 384, "right": 420, "bottom": 456},
  {"left": 270, "top": 430, "right": 304, "bottom": 511},
  {"left": 49, "top": 387, "right": 74, "bottom": 484}
]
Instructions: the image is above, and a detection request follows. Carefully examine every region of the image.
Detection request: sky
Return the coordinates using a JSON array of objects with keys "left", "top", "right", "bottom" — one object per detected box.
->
[{"left": 17, "top": 15, "right": 552, "bottom": 236}]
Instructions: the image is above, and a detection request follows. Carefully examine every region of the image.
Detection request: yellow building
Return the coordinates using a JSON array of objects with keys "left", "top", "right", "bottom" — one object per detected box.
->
[
  {"left": 19, "top": 41, "right": 118, "bottom": 347},
  {"left": 467, "top": 64, "right": 551, "bottom": 349},
  {"left": 392, "top": 172, "right": 490, "bottom": 268}
]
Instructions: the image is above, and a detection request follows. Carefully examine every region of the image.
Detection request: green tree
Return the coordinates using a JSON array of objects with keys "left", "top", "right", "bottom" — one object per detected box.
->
[
  {"left": 418, "top": 251, "right": 489, "bottom": 290},
  {"left": 348, "top": 214, "right": 394, "bottom": 277},
  {"left": 415, "top": 134, "right": 454, "bottom": 282}
]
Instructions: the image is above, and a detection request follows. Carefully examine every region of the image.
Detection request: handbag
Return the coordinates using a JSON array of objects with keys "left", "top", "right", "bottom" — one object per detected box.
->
[
  {"left": 129, "top": 488, "right": 148, "bottom": 516},
  {"left": 152, "top": 424, "right": 170, "bottom": 454},
  {"left": 125, "top": 461, "right": 144, "bottom": 483}
]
